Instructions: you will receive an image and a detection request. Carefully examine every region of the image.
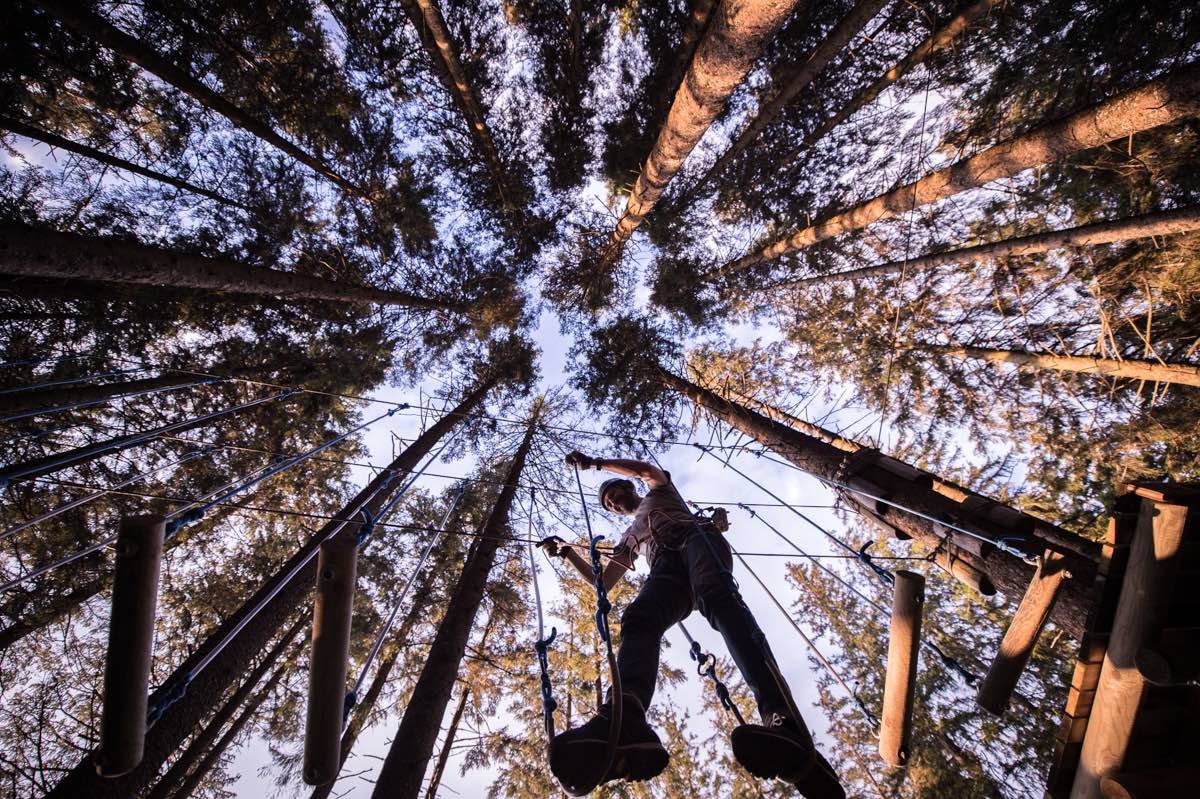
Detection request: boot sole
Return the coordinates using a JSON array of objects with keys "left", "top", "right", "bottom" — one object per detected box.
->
[
  {"left": 550, "top": 738, "right": 668, "bottom": 795},
  {"left": 730, "top": 725, "right": 814, "bottom": 781}
]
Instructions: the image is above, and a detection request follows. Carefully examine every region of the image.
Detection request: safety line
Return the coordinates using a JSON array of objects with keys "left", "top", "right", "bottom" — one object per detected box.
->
[
  {"left": 0, "top": 376, "right": 218, "bottom": 424},
  {"left": 0, "top": 366, "right": 148, "bottom": 395}
]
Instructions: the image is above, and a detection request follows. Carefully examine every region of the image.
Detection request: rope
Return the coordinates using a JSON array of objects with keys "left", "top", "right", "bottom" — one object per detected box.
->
[
  {"left": 344, "top": 481, "right": 468, "bottom": 721},
  {"left": 0, "top": 389, "right": 293, "bottom": 490},
  {"left": 163, "top": 404, "right": 408, "bottom": 537},
  {"left": 0, "top": 447, "right": 210, "bottom": 544},
  {"left": 0, "top": 366, "right": 148, "bottom": 395},
  {"left": 524, "top": 488, "right": 558, "bottom": 741},
  {"left": 569, "top": 456, "right": 622, "bottom": 788},
  {"left": 0, "top": 377, "right": 218, "bottom": 424},
  {"left": 676, "top": 620, "right": 745, "bottom": 725}
]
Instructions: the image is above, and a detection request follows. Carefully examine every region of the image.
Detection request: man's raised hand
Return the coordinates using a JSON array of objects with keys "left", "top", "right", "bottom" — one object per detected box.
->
[
  {"left": 538, "top": 536, "right": 572, "bottom": 558},
  {"left": 564, "top": 450, "right": 598, "bottom": 471}
]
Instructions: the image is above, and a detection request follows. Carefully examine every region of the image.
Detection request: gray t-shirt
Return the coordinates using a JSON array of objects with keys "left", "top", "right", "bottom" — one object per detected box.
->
[{"left": 618, "top": 479, "right": 697, "bottom": 566}]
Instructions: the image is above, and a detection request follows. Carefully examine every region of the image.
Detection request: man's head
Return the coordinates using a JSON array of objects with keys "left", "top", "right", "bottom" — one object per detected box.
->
[{"left": 598, "top": 478, "right": 641, "bottom": 515}]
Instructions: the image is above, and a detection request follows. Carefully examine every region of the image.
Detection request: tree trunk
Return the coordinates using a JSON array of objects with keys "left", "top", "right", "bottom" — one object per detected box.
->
[
  {"left": 0, "top": 372, "right": 210, "bottom": 418},
  {"left": 307, "top": 549, "right": 450, "bottom": 799},
  {"left": 397, "top": 0, "right": 516, "bottom": 211},
  {"left": 30, "top": 1, "right": 372, "bottom": 200},
  {"left": 0, "top": 114, "right": 248, "bottom": 209},
  {"left": 144, "top": 614, "right": 308, "bottom": 799},
  {"left": 686, "top": 0, "right": 888, "bottom": 200},
  {"left": 45, "top": 378, "right": 497, "bottom": 799},
  {"left": 930, "top": 344, "right": 1200, "bottom": 388},
  {"left": 712, "top": 60, "right": 1200, "bottom": 278},
  {"left": 772, "top": 0, "right": 1003, "bottom": 169},
  {"left": 369, "top": 400, "right": 541, "bottom": 799},
  {"left": 423, "top": 686, "right": 470, "bottom": 799},
  {"left": 779, "top": 205, "right": 1200, "bottom": 287},
  {"left": 0, "top": 390, "right": 283, "bottom": 487},
  {"left": 648, "top": 0, "right": 719, "bottom": 155},
  {"left": 0, "top": 224, "right": 461, "bottom": 310},
  {"left": 171, "top": 659, "right": 291, "bottom": 799},
  {"left": 601, "top": 0, "right": 802, "bottom": 261},
  {"left": 656, "top": 365, "right": 1098, "bottom": 637}
]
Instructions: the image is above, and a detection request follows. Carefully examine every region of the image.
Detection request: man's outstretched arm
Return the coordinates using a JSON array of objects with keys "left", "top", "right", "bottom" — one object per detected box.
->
[
  {"left": 565, "top": 451, "right": 668, "bottom": 488},
  {"left": 541, "top": 538, "right": 632, "bottom": 591}
]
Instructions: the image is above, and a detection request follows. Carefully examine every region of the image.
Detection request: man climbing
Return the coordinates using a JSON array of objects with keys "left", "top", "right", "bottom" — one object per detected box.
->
[{"left": 541, "top": 451, "right": 845, "bottom": 798}]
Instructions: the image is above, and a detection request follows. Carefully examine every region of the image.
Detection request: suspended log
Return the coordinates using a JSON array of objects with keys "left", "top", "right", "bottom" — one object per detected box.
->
[
  {"left": 934, "top": 547, "right": 996, "bottom": 596},
  {"left": 96, "top": 515, "right": 166, "bottom": 777},
  {"left": 1070, "top": 497, "right": 1191, "bottom": 799},
  {"left": 879, "top": 570, "right": 924, "bottom": 767},
  {"left": 976, "top": 550, "right": 1070, "bottom": 714},
  {"left": 304, "top": 534, "right": 360, "bottom": 786}
]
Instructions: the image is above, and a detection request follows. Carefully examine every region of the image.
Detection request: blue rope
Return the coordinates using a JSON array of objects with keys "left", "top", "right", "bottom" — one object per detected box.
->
[
  {"left": 524, "top": 488, "right": 558, "bottom": 740},
  {"left": 147, "top": 671, "right": 192, "bottom": 726},
  {"left": 164, "top": 405, "right": 406, "bottom": 538},
  {"left": 0, "top": 377, "right": 219, "bottom": 423}
]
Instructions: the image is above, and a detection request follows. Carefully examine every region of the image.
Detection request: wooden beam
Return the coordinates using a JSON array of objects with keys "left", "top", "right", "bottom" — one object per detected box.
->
[
  {"left": 977, "top": 550, "right": 1071, "bottom": 714},
  {"left": 934, "top": 547, "right": 997, "bottom": 596},
  {"left": 1070, "top": 498, "right": 1191, "bottom": 798},
  {"left": 303, "top": 534, "right": 359, "bottom": 786},
  {"left": 97, "top": 516, "right": 165, "bottom": 777},
  {"left": 879, "top": 570, "right": 925, "bottom": 767}
]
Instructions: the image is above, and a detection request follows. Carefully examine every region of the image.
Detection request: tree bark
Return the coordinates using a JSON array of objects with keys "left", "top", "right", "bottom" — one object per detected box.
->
[
  {"left": 423, "top": 685, "right": 470, "bottom": 799},
  {"left": 772, "top": 0, "right": 1003, "bottom": 169},
  {"left": 0, "top": 114, "right": 249, "bottom": 209},
  {"left": 711, "top": 60, "right": 1200, "bottom": 278},
  {"left": 686, "top": 0, "right": 888, "bottom": 199},
  {"left": 31, "top": 0, "right": 372, "bottom": 200},
  {"left": 656, "top": 365, "right": 1098, "bottom": 637},
  {"left": 648, "top": 0, "right": 719, "bottom": 154},
  {"left": 369, "top": 400, "right": 541, "bottom": 799},
  {"left": 930, "top": 344, "right": 1200, "bottom": 388},
  {"left": 601, "top": 0, "right": 802, "bottom": 260},
  {"left": 0, "top": 390, "right": 283, "bottom": 487},
  {"left": 0, "top": 224, "right": 461, "bottom": 310},
  {"left": 45, "top": 378, "right": 497, "bottom": 799},
  {"left": 397, "top": 0, "right": 517, "bottom": 212},
  {"left": 0, "top": 372, "right": 209, "bottom": 418},
  {"left": 171, "top": 659, "right": 291, "bottom": 799},
  {"left": 144, "top": 614, "right": 308, "bottom": 799},
  {"left": 777, "top": 205, "right": 1200, "bottom": 287}
]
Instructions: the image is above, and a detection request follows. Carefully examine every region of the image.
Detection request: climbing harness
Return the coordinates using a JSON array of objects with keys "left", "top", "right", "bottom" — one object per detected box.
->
[
  {"left": 344, "top": 481, "right": 468, "bottom": 722},
  {"left": 567, "top": 459, "right": 622, "bottom": 793},
  {"left": 677, "top": 620, "right": 745, "bottom": 725},
  {"left": 524, "top": 489, "right": 558, "bottom": 742}
]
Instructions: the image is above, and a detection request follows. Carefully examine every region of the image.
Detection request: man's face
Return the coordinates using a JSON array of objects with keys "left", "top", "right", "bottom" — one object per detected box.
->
[{"left": 602, "top": 482, "right": 641, "bottom": 515}]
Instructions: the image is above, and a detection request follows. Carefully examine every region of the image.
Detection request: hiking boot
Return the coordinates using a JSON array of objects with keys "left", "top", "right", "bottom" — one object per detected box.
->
[
  {"left": 549, "top": 693, "right": 668, "bottom": 795},
  {"left": 731, "top": 713, "right": 845, "bottom": 799}
]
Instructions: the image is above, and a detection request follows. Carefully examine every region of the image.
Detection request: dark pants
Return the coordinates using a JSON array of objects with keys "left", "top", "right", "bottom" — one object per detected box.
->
[{"left": 616, "top": 530, "right": 791, "bottom": 723}]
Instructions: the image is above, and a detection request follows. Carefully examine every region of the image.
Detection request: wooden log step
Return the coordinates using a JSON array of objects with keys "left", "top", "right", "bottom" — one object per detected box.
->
[{"left": 879, "top": 570, "right": 924, "bottom": 767}]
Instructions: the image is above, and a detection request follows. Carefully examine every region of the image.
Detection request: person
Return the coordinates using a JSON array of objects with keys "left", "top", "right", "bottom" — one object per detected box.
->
[{"left": 540, "top": 451, "right": 845, "bottom": 798}]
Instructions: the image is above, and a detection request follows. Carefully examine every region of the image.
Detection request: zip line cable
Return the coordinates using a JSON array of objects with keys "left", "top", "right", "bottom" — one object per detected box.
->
[
  {"left": 0, "top": 447, "right": 210, "bottom": 544},
  {"left": 345, "top": 481, "right": 468, "bottom": 720}
]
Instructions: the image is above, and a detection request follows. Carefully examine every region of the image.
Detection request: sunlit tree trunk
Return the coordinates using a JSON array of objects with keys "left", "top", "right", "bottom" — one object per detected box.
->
[
  {"left": 655, "top": 365, "right": 1099, "bottom": 636},
  {"left": 771, "top": 0, "right": 1004, "bottom": 169},
  {"left": 370, "top": 401, "right": 541, "bottom": 799},
  {"left": 423, "top": 685, "right": 470, "bottom": 799},
  {"left": 600, "top": 0, "right": 802, "bottom": 262},
  {"left": 0, "top": 114, "right": 248, "bottom": 209},
  {"left": 144, "top": 614, "right": 308, "bottom": 799},
  {"left": 711, "top": 61, "right": 1200, "bottom": 278},
  {"left": 931, "top": 344, "right": 1200, "bottom": 388},
  {"left": 397, "top": 0, "right": 517, "bottom": 211},
  {"left": 45, "top": 378, "right": 498, "bottom": 799},
  {"left": 778, "top": 205, "right": 1200, "bottom": 287},
  {"left": 0, "top": 224, "right": 461, "bottom": 310},
  {"left": 685, "top": 0, "right": 888, "bottom": 200}
]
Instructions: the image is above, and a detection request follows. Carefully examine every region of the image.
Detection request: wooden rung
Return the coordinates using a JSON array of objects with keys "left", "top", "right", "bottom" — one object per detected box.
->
[
  {"left": 303, "top": 534, "right": 359, "bottom": 786},
  {"left": 934, "top": 548, "right": 996, "bottom": 596},
  {"left": 879, "top": 570, "right": 924, "bottom": 767},
  {"left": 96, "top": 515, "right": 166, "bottom": 778},
  {"left": 976, "top": 550, "right": 1070, "bottom": 715},
  {"left": 1099, "top": 767, "right": 1200, "bottom": 798}
]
